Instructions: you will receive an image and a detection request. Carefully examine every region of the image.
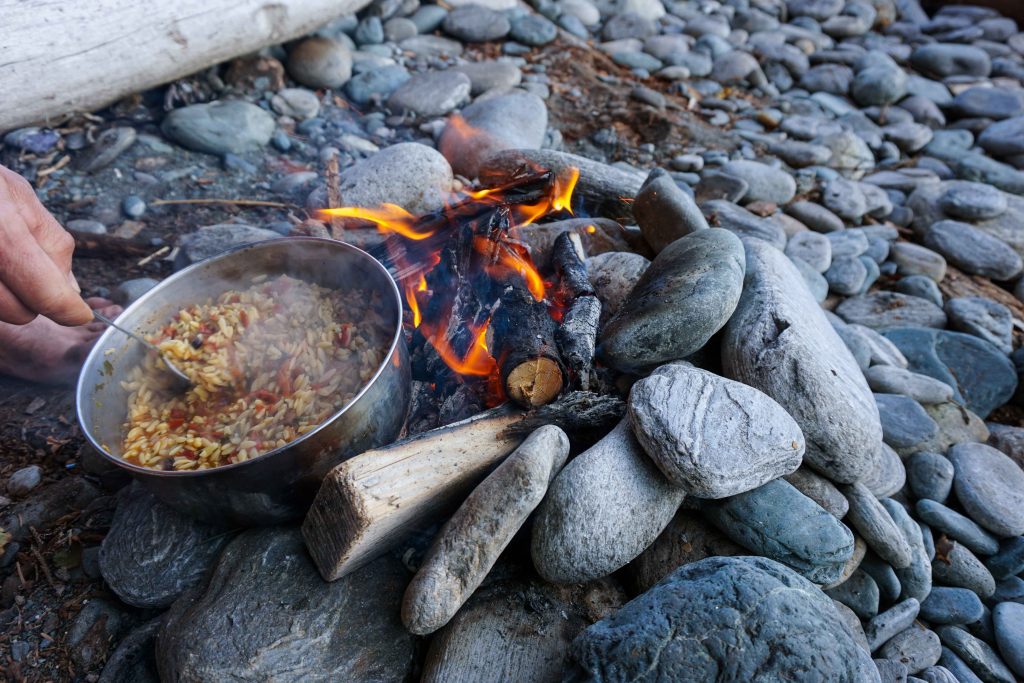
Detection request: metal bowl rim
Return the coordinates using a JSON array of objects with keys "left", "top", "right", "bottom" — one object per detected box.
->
[{"left": 75, "top": 236, "right": 405, "bottom": 478}]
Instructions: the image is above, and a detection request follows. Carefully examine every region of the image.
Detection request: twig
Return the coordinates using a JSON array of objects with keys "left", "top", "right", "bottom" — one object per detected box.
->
[
  {"left": 325, "top": 155, "right": 343, "bottom": 237},
  {"left": 28, "top": 528, "right": 58, "bottom": 593},
  {"left": 137, "top": 245, "right": 170, "bottom": 267},
  {"left": 150, "top": 198, "right": 296, "bottom": 209}
]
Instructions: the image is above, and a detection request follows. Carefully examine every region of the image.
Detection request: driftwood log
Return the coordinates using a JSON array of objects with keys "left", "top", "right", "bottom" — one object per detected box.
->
[
  {"left": 0, "top": 0, "right": 371, "bottom": 132},
  {"left": 552, "top": 232, "right": 601, "bottom": 391},
  {"left": 302, "top": 406, "right": 525, "bottom": 582}
]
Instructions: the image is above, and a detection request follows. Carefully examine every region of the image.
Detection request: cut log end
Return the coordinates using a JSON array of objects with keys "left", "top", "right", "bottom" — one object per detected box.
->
[{"left": 506, "top": 357, "right": 564, "bottom": 407}]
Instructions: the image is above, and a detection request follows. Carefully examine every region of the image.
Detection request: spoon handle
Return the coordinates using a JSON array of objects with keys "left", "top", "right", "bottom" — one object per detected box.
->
[{"left": 93, "top": 311, "right": 161, "bottom": 353}]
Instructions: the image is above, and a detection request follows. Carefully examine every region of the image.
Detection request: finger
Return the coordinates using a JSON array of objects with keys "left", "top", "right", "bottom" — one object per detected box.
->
[
  {"left": 0, "top": 232, "right": 93, "bottom": 326},
  {"left": 0, "top": 280, "right": 37, "bottom": 325},
  {"left": 1, "top": 165, "right": 77, "bottom": 274}
]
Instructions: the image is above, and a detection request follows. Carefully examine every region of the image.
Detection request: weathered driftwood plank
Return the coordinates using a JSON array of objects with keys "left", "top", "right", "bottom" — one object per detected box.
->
[
  {"left": 301, "top": 406, "right": 525, "bottom": 582},
  {"left": 0, "top": 0, "right": 371, "bottom": 132}
]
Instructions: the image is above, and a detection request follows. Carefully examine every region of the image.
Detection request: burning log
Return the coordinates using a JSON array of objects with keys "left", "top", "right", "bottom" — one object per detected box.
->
[
  {"left": 491, "top": 278, "right": 565, "bottom": 407},
  {"left": 302, "top": 406, "right": 525, "bottom": 582},
  {"left": 500, "top": 390, "right": 626, "bottom": 441},
  {"left": 553, "top": 232, "right": 602, "bottom": 391}
]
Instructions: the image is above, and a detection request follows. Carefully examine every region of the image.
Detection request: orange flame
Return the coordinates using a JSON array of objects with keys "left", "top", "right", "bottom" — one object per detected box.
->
[
  {"left": 510, "top": 167, "right": 580, "bottom": 227},
  {"left": 406, "top": 285, "right": 422, "bottom": 328},
  {"left": 474, "top": 237, "right": 545, "bottom": 302},
  {"left": 423, "top": 318, "right": 496, "bottom": 377},
  {"left": 317, "top": 203, "right": 434, "bottom": 241}
]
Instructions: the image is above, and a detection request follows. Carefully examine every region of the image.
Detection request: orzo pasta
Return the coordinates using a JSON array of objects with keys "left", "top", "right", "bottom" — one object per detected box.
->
[{"left": 120, "top": 274, "right": 390, "bottom": 471}]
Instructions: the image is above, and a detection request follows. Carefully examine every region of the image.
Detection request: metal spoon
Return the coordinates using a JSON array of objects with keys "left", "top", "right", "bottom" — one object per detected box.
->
[{"left": 92, "top": 311, "right": 193, "bottom": 389}]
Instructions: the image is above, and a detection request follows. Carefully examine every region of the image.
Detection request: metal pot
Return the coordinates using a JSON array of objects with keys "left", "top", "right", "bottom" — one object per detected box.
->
[{"left": 76, "top": 237, "right": 410, "bottom": 525}]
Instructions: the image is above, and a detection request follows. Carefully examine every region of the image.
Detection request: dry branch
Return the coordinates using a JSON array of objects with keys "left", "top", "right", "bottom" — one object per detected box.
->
[{"left": 302, "top": 406, "right": 524, "bottom": 582}]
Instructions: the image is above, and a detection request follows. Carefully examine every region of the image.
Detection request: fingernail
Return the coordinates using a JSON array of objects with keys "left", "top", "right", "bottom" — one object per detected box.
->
[{"left": 68, "top": 271, "right": 82, "bottom": 293}]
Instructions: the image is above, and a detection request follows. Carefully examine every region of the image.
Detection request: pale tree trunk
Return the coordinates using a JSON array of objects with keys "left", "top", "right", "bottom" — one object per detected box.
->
[{"left": 0, "top": 0, "right": 371, "bottom": 133}]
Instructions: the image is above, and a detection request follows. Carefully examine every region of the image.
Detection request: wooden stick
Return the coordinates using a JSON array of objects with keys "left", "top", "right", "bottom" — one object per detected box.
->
[
  {"left": 70, "top": 230, "right": 152, "bottom": 258},
  {"left": 491, "top": 279, "right": 565, "bottom": 407},
  {"left": 302, "top": 405, "right": 525, "bottom": 582},
  {"left": 149, "top": 198, "right": 295, "bottom": 209}
]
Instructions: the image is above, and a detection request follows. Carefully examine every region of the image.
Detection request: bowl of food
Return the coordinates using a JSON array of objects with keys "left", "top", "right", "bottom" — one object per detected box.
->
[{"left": 76, "top": 237, "right": 410, "bottom": 525}]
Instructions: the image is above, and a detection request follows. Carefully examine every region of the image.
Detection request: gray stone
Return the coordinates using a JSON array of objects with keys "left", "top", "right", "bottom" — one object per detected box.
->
[
  {"left": 786, "top": 231, "right": 832, "bottom": 273},
  {"left": 633, "top": 169, "right": 709, "bottom": 253},
  {"left": 421, "top": 576, "right": 623, "bottom": 683},
  {"left": 598, "top": 229, "right": 745, "bottom": 373},
  {"left": 992, "top": 602, "right": 1024, "bottom": 678},
  {"left": 875, "top": 393, "right": 939, "bottom": 454},
  {"left": 703, "top": 479, "right": 855, "bottom": 585},
  {"left": 710, "top": 51, "right": 766, "bottom": 86},
  {"left": 911, "top": 44, "right": 992, "bottom": 79},
  {"left": 949, "top": 442, "right": 1024, "bottom": 538},
  {"left": 826, "top": 256, "right": 870, "bottom": 295},
  {"left": 157, "top": 527, "right": 415, "bottom": 681},
  {"left": 161, "top": 101, "right": 275, "bottom": 155},
  {"left": 510, "top": 14, "right": 558, "bottom": 45},
  {"left": 920, "top": 587, "right": 985, "bottom": 626},
  {"left": 882, "top": 499, "right": 932, "bottom": 602},
  {"left": 879, "top": 625, "right": 943, "bottom": 675},
  {"left": 785, "top": 467, "right": 850, "bottom": 518},
  {"left": 399, "top": 34, "right": 464, "bottom": 58},
  {"left": 270, "top": 88, "right": 320, "bottom": 120},
  {"left": 931, "top": 540, "right": 996, "bottom": 598},
  {"left": 97, "top": 617, "right": 160, "bottom": 683},
  {"left": 531, "top": 419, "right": 686, "bottom": 584},
  {"left": 852, "top": 323, "right": 910, "bottom": 368},
  {"left": 884, "top": 328, "right": 1016, "bottom": 419},
  {"left": 174, "top": 224, "right": 281, "bottom": 270},
  {"left": 945, "top": 297, "right": 1014, "bottom": 354},
  {"left": 938, "top": 182, "right": 1008, "bottom": 221},
  {"left": 885, "top": 122, "right": 934, "bottom": 154},
  {"left": 695, "top": 171, "right": 750, "bottom": 204},
  {"left": 815, "top": 130, "right": 876, "bottom": 179},
  {"left": 787, "top": 0, "right": 844, "bottom": 21},
  {"left": 629, "top": 364, "right": 804, "bottom": 498},
  {"left": 100, "top": 484, "right": 232, "bottom": 609},
  {"left": 67, "top": 219, "right": 107, "bottom": 235},
  {"left": 287, "top": 37, "right": 353, "bottom": 88},
  {"left": 449, "top": 61, "right": 522, "bottom": 95},
  {"left": 862, "top": 552, "right": 904, "bottom": 605},
  {"left": 922, "top": 402, "right": 990, "bottom": 453},
  {"left": 700, "top": 200, "right": 787, "bottom": 249},
  {"left": 863, "top": 444, "right": 907, "bottom": 499},
  {"left": 954, "top": 87, "right": 1024, "bottom": 121},
  {"left": 794, "top": 257, "right": 831, "bottom": 303},
  {"left": 767, "top": 139, "right": 834, "bottom": 168},
  {"left": 387, "top": 70, "right": 471, "bottom": 116},
  {"left": 936, "top": 626, "right": 1016, "bottom": 683},
  {"left": 938, "top": 648, "right": 985, "bottom": 683},
  {"left": 923, "top": 221, "right": 1023, "bottom": 281},
  {"left": 603, "top": 12, "right": 657, "bottom": 40},
  {"left": 801, "top": 63, "right": 854, "bottom": 95},
  {"left": 853, "top": 64, "right": 908, "bottom": 107},
  {"left": 867, "top": 599, "right": 922, "bottom": 652},
  {"left": 336, "top": 142, "right": 453, "bottom": 215},
  {"left": 721, "top": 160, "right": 797, "bottom": 205},
  {"left": 568, "top": 556, "right": 876, "bottom": 682},
  {"left": 438, "top": 91, "right": 546, "bottom": 179},
  {"left": 979, "top": 115, "right": 1024, "bottom": 157},
  {"left": 865, "top": 366, "right": 955, "bottom": 405},
  {"left": 68, "top": 599, "right": 129, "bottom": 673},
  {"left": 402, "top": 426, "right": 569, "bottom": 635},
  {"left": 828, "top": 229, "right": 870, "bottom": 259},
  {"left": 6, "top": 466, "right": 41, "bottom": 497},
  {"left": 836, "top": 292, "right": 948, "bottom": 331},
  {"left": 383, "top": 17, "right": 418, "bottom": 42},
  {"left": 907, "top": 452, "right": 955, "bottom": 503},
  {"left": 722, "top": 239, "right": 883, "bottom": 484},
  {"left": 916, "top": 500, "right": 1000, "bottom": 556},
  {"left": 835, "top": 600, "right": 873, "bottom": 653},
  {"left": 442, "top": 6, "right": 510, "bottom": 42},
  {"left": 895, "top": 276, "right": 944, "bottom": 309},
  {"left": 843, "top": 482, "right": 913, "bottom": 569},
  {"left": 826, "top": 568, "right": 880, "bottom": 620},
  {"left": 344, "top": 65, "right": 411, "bottom": 105},
  {"left": 889, "top": 243, "right": 948, "bottom": 282},
  {"left": 586, "top": 251, "right": 648, "bottom": 323},
  {"left": 985, "top": 535, "right": 1024, "bottom": 580},
  {"left": 786, "top": 200, "right": 846, "bottom": 233}
]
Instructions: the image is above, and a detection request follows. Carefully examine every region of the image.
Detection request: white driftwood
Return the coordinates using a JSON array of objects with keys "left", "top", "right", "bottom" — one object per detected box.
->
[
  {"left": 0, "top": 0, "right": 370, "bottom": 133},
  {"left": 302, "top": 406, "right": 526, "bottom": 582}
]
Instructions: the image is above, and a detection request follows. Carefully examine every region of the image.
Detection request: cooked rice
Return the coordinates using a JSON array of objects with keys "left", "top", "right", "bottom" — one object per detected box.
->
[{"left": 120, "top": 274, "right": 390, "bottom": 471}]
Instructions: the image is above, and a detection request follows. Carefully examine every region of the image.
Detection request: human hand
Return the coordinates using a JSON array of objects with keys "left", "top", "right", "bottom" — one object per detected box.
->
[{"left": 0, "top": 164, "right": 93, "bottom": 326}]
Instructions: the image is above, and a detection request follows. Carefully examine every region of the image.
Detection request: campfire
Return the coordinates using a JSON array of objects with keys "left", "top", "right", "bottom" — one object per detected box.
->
[{"left": 318, "top": 165, "right": 599, "bottom": 411}]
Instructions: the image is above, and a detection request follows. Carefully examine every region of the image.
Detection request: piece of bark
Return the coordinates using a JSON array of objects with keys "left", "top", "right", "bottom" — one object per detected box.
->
[
  {"left": 301, "top": 406, "right": 524, "bottom": 582},
  {"left": 499, "top": 390, "right": 625, "bottom": 439},
  {"left": 401, "top": 425, "right": 570, "bottom": 635}
]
